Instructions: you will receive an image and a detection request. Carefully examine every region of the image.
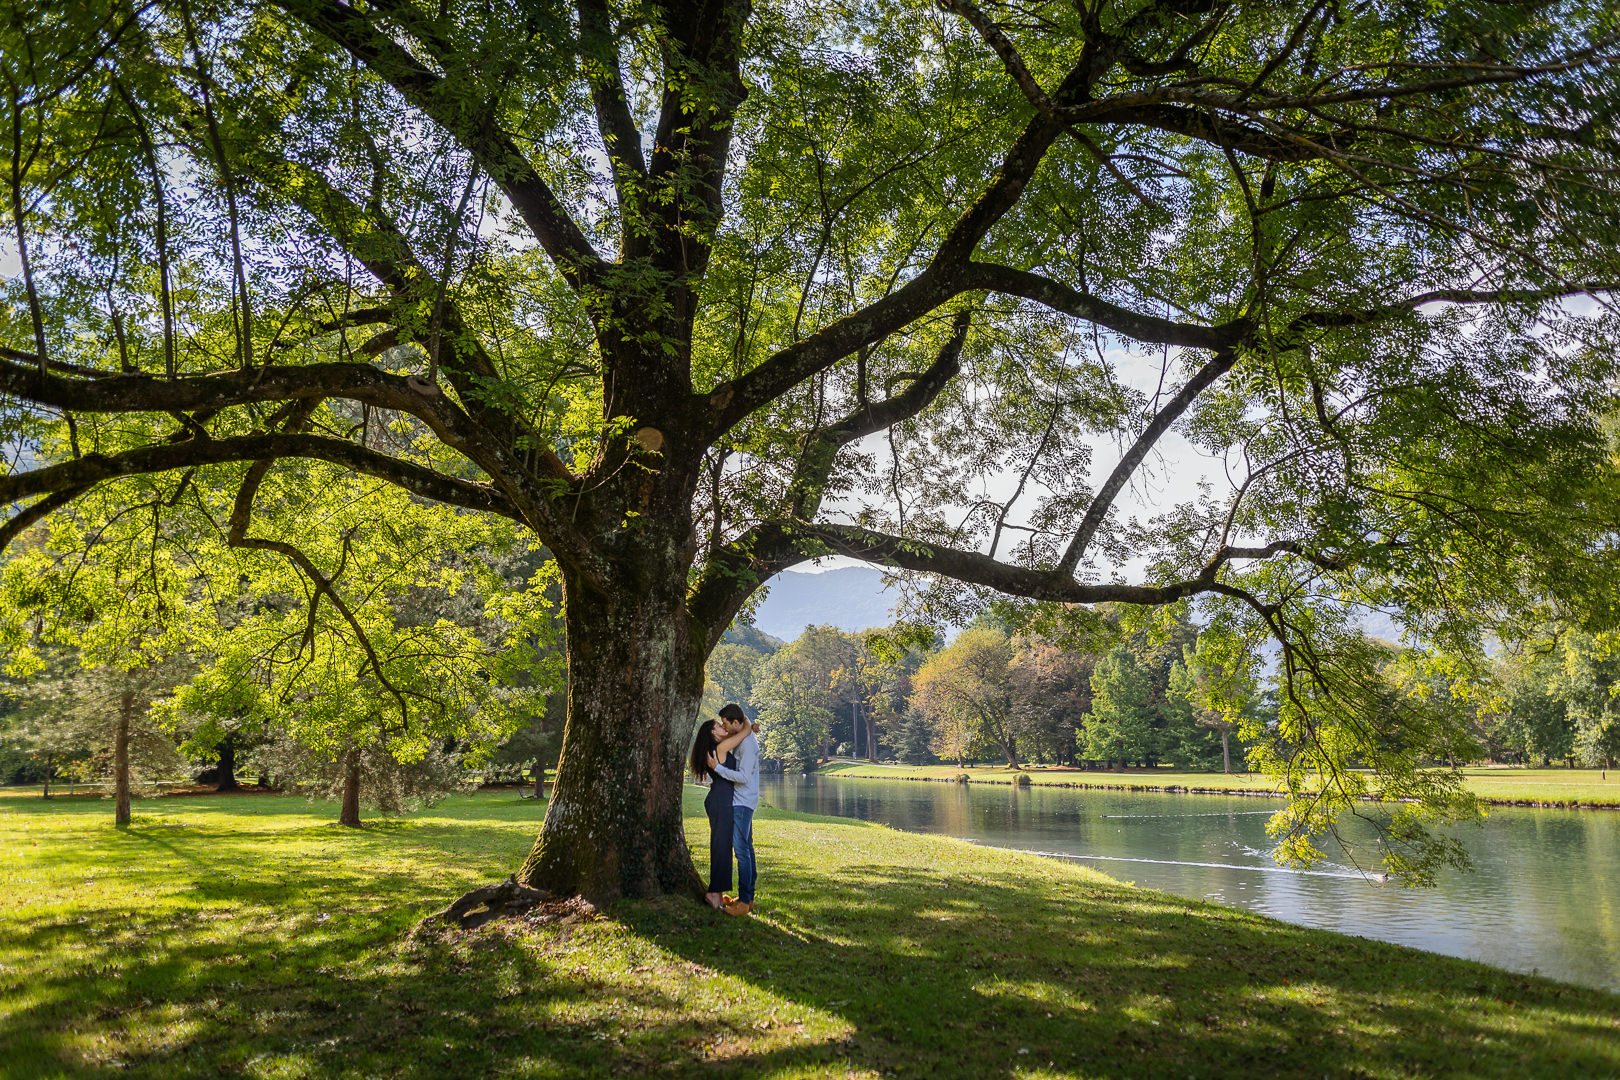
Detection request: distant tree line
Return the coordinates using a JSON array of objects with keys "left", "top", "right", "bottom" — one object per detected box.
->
[
  {"left": 714, "top": 611, "right": 1620, "bottom": 776},
  {"left": 705, "top": 608, "right": 1269, "bottom": 773},
  {"left": 1407, "top": 629, "right": 1620, "bottom": 771}
]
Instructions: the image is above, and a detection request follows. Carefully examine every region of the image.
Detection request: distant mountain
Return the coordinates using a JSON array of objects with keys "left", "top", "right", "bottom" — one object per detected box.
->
[
  {"left": 720, "top": 622, "right": 785, "bottom": 653},
  {"left": 745, "top": 567, "right": 897, "bottom": 641}
]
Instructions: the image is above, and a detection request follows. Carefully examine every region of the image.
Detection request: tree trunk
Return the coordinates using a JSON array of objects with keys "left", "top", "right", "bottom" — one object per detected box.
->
[
  {"left": 41, "top": 753, "right": 52, "bottom": 799},
  {"left": 338, "top": 749, "right": 361, "bottom": 827},
  {"left": 1001, "top": 739, "right": 1021, "bottom": 770},
  {"left": 866, "top": 711, "right": 877, "bottom": 762},
  {"left": 516, "top": 567, "right": 707, "bottom": 902},
  {"left": 114, "top": 691, "right": 133, "bottom": 826},
  {"left": 215, "top": 734, "right": 240, "bottom": 792},
  {"left": 1221, "top": 729, "right": 1231, "bottom": 774}
]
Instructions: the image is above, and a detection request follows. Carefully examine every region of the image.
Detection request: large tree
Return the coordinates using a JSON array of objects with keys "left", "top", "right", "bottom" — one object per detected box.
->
[{"left": 2, "top": 0, "right": 1619, "bottom": 896}]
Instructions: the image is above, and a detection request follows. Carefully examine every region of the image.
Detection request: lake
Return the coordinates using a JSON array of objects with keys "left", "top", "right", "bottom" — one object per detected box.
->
[{"left": 759, "top": 774, "right": 1620, "bottom": 993}]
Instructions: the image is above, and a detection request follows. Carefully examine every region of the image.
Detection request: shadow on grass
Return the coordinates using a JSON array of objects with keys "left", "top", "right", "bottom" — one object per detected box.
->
[
  {"left": 4, "top": 795, "right": 1616, "bottom": 1080},
  {"left": 616, "top": 856, "right": 1620, "bottom": 1080}
]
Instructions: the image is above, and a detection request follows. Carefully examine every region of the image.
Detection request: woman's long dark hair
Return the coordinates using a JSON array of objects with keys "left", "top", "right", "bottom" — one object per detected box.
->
[{"left": 690, "top": 719, "right": 722, "bottom": 780}]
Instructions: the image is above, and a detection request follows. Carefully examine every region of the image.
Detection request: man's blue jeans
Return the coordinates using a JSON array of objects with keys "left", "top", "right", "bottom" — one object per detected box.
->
[{"left": 731, "top": 805, "right": 756, "bottom": 904}]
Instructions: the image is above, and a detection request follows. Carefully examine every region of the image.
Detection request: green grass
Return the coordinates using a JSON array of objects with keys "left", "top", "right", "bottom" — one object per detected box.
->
[
  {"left": 2, "top": 789, "right": 1617, "bottom": 1079},
  {"left": 818, "top": 762, "right": 1620, "bottom": 806}
]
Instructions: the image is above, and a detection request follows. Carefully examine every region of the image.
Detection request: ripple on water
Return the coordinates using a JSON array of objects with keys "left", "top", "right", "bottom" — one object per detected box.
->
[{"left": 760, "top": 774, "right": 1620, "bottom": 993}]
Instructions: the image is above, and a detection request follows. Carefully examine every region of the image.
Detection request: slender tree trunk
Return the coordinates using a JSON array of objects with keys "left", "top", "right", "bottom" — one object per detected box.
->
[
  {"left": 516, "top": 567, "right": 707, "bottom": 902},
  {"left": 338, "top": 750, "right": 361, "bottom": 827},
  {"left": 992, "top": 729, "right": 1021, "bottom": 770},
  {"left": 866, "top": 711, "right": 877, "bottom": 762},
  {"left": 42, "top": 754, "right": 51, "bottom": 799},
  {"left": 114, "top": 691, "right": 133, "bottom": 827},
  {"left": 1221, "top": 729, "right": 1231, "bottom": 774},
  {"left": 215, "top": 734, "right": 240, "bottom": 792}
]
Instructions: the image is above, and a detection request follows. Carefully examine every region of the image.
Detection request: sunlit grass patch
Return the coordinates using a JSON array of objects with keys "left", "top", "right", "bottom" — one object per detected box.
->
[
  {"left": 820, "top": 761, "right": 1620, "bottom": 805},
  {"left": 2, "top": 787, "right": 1617, "bottom": 1079}
]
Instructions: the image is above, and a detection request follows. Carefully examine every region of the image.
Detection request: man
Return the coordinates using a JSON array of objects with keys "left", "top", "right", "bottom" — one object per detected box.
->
[{"left": 709, "top": 703, "right": 758, "bottom": 916}]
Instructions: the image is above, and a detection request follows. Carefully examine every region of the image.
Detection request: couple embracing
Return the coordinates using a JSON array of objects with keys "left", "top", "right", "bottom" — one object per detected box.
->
[{"left": 690, "top": 703, "right": 759, "bottom": 916}]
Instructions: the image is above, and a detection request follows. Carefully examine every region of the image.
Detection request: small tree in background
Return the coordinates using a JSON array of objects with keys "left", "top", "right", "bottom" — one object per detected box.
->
[
  {"left": 0, "top": 502, "right": 193, "bottom": 823},
  {"left": 890, "top": 706, "right": 938, "bottom": 766},
  {"left": 1490, "top": 646, "right": 1572, "bottom": 766},
  {"left": 1554, "top": 631, "right": 1620, "bottom": 771},
  {"left": 1084, "top": 648, "right": 1158, "bottom": 768},
  {"left": 702, "top": 625, "right": 782, "bottom": 720},
  {"left": 153, "top": 478, "right": 548, "bottom": 826},
  {"left": 913, "top": 628, "right": 1019, "bottom": 768},
  {"left": 1167, "top": 636, "right": 1260, "bottom": 774},
  {"left": 1009, "top": 635, "right": 1095, "bottom": 766},
  {"left": 12, "top": 651, "right": 189, "bottom": 820},
  {"left": 752, "top": 648, "right": 833, "bottom": 769}
]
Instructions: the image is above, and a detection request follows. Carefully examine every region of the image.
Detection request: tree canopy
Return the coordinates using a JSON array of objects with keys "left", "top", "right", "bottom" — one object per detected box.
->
[{"left": 3, "top": 0, "right": 1619, "bottom": 894}]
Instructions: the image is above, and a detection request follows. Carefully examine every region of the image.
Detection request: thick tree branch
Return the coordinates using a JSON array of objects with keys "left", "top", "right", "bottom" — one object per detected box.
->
[
  {"left": 0, "top": 486, "right": 93, "bottom": 549},
  {"left": 1283, "top": 283, "right": 1620, "bottom": 337},
  {"left": 1087, "top": 102, "right": 1353, "bottom": 162},
  {"left": 789, "top": 310, "right": 972, "bottom": 520},
  {"left": 578, "top": 0, "right": 646, "bottom": 223},
  {"left": 795, "top": 521, "right": 1309, "bottom": 607},
  {"left": 711, "top": 85, "right": 1081, "bottom": 435},
  {"left": 709, "top": 265, "right": 960, "bottom": 435},
  {"left": 269, "top": 0, "right": 604, "bottom": 288},
  {"left": 687, "top": 312, "right": 974, "bottom": 640},
  {"left": 0, "top": 356, "right": 612, "bottom": 584},
  {"left": 1057, "top": 346, "right": 1242, "bottom": 577},
  {"left": 962, "top": 262, "right": 1244, "bottom": 348},
  {"left": 0, "top": 433, "right": 524, "bottom": 525},
  {"left": 0, "top": 355, "right": 459, "bottom": 430},
  {"left": 936, "top": 0, "right": 1055, "bottom": 114},
  {"left": 641, "top": 0, "right": 748, "bottom": 277}
]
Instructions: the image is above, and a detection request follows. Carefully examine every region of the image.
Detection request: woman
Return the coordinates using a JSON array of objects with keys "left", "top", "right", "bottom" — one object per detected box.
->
[{"left": 690, "top": 706, "right": 751, "bottom": 909}]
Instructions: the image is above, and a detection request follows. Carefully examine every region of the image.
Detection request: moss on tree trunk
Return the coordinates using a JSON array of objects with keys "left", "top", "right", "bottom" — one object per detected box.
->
[{"left": 516, "top": 567, "right": 707, "bottom": 902}]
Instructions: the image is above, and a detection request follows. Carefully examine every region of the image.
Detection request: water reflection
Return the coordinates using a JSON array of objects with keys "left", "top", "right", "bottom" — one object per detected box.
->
[{"left": 760, "top": 774, "right": 1620, "bottom": 993}]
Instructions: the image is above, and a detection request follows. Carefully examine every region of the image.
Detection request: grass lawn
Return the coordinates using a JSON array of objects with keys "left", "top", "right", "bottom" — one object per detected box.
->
[
  {"left": 818, "top": 762, "right": 1620, "bottom": 806},
  {"left": 2, "top": 788, "right": 1617, "bottom": 1079}
]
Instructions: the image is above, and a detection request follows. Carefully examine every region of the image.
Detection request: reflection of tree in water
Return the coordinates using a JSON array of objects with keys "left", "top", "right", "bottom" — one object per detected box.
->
[{"left": 785, "top": 777, "right": 1620, "bottom": 991}]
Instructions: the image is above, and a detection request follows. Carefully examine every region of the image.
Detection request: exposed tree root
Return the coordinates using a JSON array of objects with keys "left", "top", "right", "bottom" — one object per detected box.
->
[
  {"left": 432, "top": 876, "right": 551, "bottom": 930},
  {"left": 416, "top": 876, "right": 599, "bottom": 936}
]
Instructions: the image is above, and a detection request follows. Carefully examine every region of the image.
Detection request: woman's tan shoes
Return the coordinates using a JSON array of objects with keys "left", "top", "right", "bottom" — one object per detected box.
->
[{"left": 722, "top": 900, "right": 752, "bottom": 917}]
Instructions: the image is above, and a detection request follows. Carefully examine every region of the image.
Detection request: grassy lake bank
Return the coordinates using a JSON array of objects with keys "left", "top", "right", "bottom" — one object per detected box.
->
[
  {"left": 815, "top": 762, "right": 1620, "bottom": 809},
  {"left": 3, "top": 788, "right": 1616, "bottom": 1079}
]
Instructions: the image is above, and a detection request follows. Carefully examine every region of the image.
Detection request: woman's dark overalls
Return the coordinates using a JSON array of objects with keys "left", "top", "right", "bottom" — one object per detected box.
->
[{"left": 705, "top": 751, "right": 736, "bottom": 894}]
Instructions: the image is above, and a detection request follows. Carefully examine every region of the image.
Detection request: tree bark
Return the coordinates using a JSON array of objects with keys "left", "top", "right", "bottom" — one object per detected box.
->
[
  {"left": 516, "top": 566, "right": 707, "bottom": 902},
  {"left": 338, "top": 749, "right": 362, "bottom": 827},
  {"left": 1221, "top": 729, "right": 1231, "bottom": 775},
  {"left": 215, "top": 734, "right": 240, "bottom": 792},
  {"left": 114, "top": 691, "right": 133, "bottom": 827}
]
